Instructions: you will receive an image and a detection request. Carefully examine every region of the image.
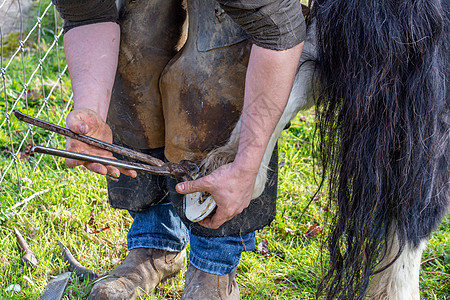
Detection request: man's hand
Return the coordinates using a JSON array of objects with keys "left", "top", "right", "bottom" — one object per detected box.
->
[
  {"left": 65, "top": 108, "right": 137, "bottom": 178},
  {"left": 175, "top": 162, "right": 257, "bottom": 229}
]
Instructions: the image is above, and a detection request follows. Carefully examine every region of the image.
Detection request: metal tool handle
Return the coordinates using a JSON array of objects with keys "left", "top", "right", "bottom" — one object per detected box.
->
[
  {"left": 14, "top": 111, "right": 165, "bottom": 167},
  {"left": 31, "top": 146, "right": 171, "bottom": 177}
]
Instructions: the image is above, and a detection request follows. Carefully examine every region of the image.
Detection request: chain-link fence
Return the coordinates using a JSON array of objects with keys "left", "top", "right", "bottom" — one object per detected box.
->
[{"left": 1, "top": 0, "right": 72, "bottom": 200}]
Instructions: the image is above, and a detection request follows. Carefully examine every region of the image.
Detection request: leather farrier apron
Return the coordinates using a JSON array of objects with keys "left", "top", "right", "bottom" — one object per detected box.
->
[{"left": 106, "top": 0, "right": 278, "bottom": 237}]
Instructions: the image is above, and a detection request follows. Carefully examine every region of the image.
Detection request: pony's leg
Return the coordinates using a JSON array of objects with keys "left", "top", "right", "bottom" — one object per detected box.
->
[
  {"left": 250, "top": 62, "right": 316, "bottom": 198},
  {"left": 368, "top": 231, "right": 428, "bottom": 300}
]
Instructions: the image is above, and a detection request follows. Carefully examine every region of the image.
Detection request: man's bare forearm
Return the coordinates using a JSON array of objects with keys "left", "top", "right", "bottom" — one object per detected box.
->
[
  {"left": 62, "top": 22, "right": 135, "bottom": 177},
  {"left": 234, "top": 43, "right": 304, "bottom": 175},
  {"left": 64, "top": 22, "right": 120, "bottom": 121}
]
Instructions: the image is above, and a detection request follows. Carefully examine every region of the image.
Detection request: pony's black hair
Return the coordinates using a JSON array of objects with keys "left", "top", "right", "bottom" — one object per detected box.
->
[{"left": 313, "top": 0, "right": 449, "bottom": 298}]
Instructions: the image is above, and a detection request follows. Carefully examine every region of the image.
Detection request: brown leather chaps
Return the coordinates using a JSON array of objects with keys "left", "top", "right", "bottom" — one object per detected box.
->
[{"left": 106, "top": 0, "right": 277, "bottom": 237}]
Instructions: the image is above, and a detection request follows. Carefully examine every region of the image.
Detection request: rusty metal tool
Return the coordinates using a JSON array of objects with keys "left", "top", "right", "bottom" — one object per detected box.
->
[
  {"left": 58, "top": 240, "right": 98, "bottom": 282},
  {"left": 14, "top": 111, "right": 199, "bottom": 181},
  {"left": 40, "top": 272, "right": 71, "bottom": 300},
  {"left": 39, "top": 241, "right": 98, "bottom": 300},
  {"left": 15, "top": 111, "right": 214, "bottom": 222},
  {"left": 14, "top": 228, "right": 38, "bottom": 271},
  {"left": 31, "top": 145, "right": 198, "bottom": 181}
]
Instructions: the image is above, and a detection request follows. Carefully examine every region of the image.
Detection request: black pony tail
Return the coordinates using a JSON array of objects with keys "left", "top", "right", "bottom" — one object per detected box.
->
[{"left": 313, "top": 0, "right": 449, "bottom": 298}]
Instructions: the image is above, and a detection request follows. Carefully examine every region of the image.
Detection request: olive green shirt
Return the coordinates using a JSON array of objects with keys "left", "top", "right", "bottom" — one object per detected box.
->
[{"left": 52, "top": 0, "right": 305, "bottom": 50}]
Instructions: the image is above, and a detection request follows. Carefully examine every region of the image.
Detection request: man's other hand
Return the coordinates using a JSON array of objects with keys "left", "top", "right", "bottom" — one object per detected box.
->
[
  {"left": 65, "top": 108, "right": 137, "bottom": 178},
  {"left": 175, "top": 162, "right": 257, "bottom": 229}
]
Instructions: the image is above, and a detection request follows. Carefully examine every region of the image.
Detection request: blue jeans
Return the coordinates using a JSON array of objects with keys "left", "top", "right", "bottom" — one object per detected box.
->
[{"left": 128, "top": 202, "right": 255, "bottom": 275}]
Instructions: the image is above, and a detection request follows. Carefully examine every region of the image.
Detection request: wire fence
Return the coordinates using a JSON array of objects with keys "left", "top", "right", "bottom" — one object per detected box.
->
[{"left": 0, "top": 0, "right": 72, "bottom": 198}]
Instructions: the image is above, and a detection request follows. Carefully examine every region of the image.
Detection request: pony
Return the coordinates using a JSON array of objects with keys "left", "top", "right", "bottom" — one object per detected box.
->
[{"left": 202, "top": 0, "right": 449, "bottom": 299}]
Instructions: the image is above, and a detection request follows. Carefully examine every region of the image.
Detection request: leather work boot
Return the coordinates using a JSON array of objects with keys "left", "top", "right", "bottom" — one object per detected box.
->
[
  {"left": 181, "top": 264, "right": 240, "bottom": 300},
  {"left": 87, "top": 248, "right": 185, "bottom": 300}
]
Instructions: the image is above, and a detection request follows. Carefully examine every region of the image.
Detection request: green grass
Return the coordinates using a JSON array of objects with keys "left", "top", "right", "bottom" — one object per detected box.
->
[
  {"left": 1, "top": 2, "right": 449, "bottom": 298},
  {"left": 0, "top": 111, "right": 448, "bottom": 299}
]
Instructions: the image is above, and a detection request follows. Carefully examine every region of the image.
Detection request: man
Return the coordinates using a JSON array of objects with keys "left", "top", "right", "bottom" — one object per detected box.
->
[{"left": 52, "top": 0, "right": 305, "bottom": 298}]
